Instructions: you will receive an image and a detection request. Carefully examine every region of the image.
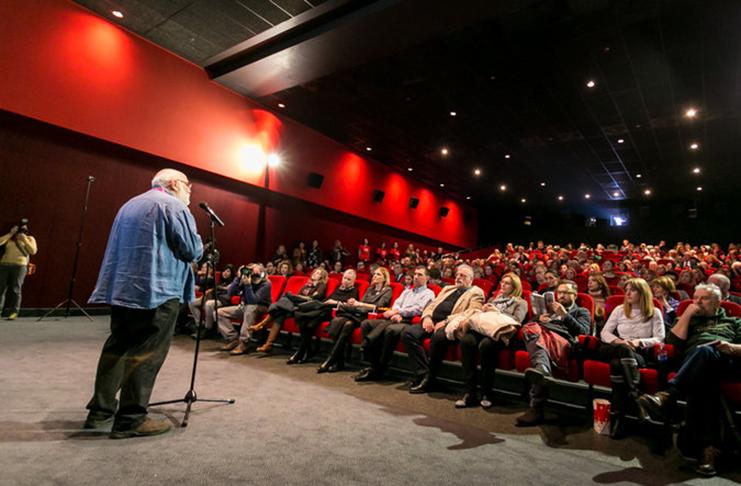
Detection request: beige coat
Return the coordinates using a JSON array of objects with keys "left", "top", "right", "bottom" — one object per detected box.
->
[{"left": 421, "top": 285, "right": 485, "bottom": 322}]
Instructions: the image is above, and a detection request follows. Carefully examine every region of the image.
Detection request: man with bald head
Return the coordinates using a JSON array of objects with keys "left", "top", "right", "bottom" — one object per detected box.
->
[
  {"left": 640, "top": 283, "right": 741, "bottom": 476},
  {"left": 85, "top": 168, "right": 203, "bottom": 439},
  {"left": 707, "top": 273, "right": 741, "bottom": 305}
]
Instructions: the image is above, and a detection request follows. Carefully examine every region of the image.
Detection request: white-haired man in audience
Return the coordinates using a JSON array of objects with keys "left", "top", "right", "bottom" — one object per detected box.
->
[
  {"left": 402, "top": 264, "right": 485, "bottom": 393},
  {"left": 639, "top": 283, "right": 741, "bottom": 477}
]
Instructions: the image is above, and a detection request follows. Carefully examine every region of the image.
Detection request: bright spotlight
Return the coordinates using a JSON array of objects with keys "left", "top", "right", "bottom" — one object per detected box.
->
[{"left": 267, "top": 153, "right": 281, "bottom": 167}]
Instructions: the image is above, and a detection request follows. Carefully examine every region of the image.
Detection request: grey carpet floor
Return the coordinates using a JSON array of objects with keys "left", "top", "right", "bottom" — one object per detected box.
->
[{"left": 1, "top": 317, "right": 738, "bottom": 486}]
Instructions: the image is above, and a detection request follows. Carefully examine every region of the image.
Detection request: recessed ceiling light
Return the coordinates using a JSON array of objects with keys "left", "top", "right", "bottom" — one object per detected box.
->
[
  {"left": 504, "top": 154, "right": 511, "bottom": 159},
  {"left": 584, "top": 193, "right": 591, "bottom": 199},
  {"left": 277, "top": 103, "right": 285, "bottom": 108},
  {"left": 635, "top": 124, "right": 641, "bottom": 128},
  {"left": 636, "top": 174, "right": 642, "bottom": 179},
  {"left": 365, "top": 147, "right": 372, "bottom": 152},
  {"left": 586, "top": 80, "right": 596, "bottom": 88},
  {"left": 644, "top": 189, "right": 652, "bottom": 195},
  {"left": 557, "top": 195, "right": 564, "bottom": 201},
  {"left": 499, "top": 184, "right": 507, "bottom": 191},
  {"left": 685, "top": 108, "right": 698, "bottom": 118},
  {"left": 440, "top": 183, "right": 445, "bottom": 187},
  {"left": 520, "top": 198, "right": 527, "bottom": 203},
  {"left": 617, "top": 138, "right": 624, "bottom": 144},
  {"left": 540, "top": 182, "right": 546, "bottom": 187},
  {"left": 692, "top": 167, "right": 701, "bottom": 174},
  {"left": 690, "top": 143, "right": 699, "bottom": 150},
  {"left": 441, "top": 147, "right": 449, "bottom": 155},
  {"left": 612, "top": 191, "right": 620, "bottom": 197},
  {"left": 466, "top": 196, "right": 471, "bottom": 200},
  {"left": 603, "top": 46, "right": 611, "bottom": 53},
  {"left": 696, "top": 186, "right": 703, "bottom": 191},
  {"left": 450, "top": 111, "right": 457, "bottom": 117},
  {"left": 473, "top": 168, "right": 481, "bottom": 176},
  {"left": 112, "top": 10, "right": 124, "bottom": 18},
  {"left": 407, "top": 167, "right": 413, "bottom": 172}
]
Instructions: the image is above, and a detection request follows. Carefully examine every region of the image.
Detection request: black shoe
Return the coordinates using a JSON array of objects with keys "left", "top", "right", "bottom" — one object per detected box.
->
[
  {"left": 409, "top": 375, "right": 434, "bottom": 394},
  {"left": 516, "top": 408, "right": 544, "bottom": 426},
  {"left": 287, "top": 350, "right": 305, "bottom": 365},
  {"left": 454, "top": 393, "right": 480, "bottom": 408},
  {"left": 354, "top": 368, "right": 376, "bottom": 382},
  {"left": 610, "top": 416, "right": 627, "bottom": 440},
  {"left": 327, "top": 361, "right": 345, "bottom": 373},
  {"left": 317, "top": 359, "right": 332, "bottom": 374},
  {"left": 638, "top": 391, "right": 675, "bottom": 422},
  {"left": 695, "top": 446, "right": 719, "bottom": 477}
]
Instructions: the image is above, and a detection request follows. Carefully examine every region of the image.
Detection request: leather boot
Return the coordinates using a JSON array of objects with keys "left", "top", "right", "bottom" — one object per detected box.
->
[
  {"left": 609, "top": 382, "right": 627, "bottom": 439},
  {"left": 621, "top": 359, "right": 648, "bottom": 421},
  {"left": 325, "top": 336, "right": 346, "bottom": 372},
  {"left": 257, "top": 324, "right": 281, "bottom": 353}
]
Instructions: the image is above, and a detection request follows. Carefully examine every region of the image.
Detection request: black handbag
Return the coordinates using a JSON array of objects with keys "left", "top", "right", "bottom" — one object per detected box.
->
[{"left": 295, "top": 300, "right": 329, "bottom": 319}]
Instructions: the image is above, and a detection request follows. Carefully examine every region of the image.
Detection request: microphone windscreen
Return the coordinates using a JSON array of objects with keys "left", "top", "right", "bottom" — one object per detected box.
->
[{"left": 199, "top": 201, "right": 208, "bottom": 210}]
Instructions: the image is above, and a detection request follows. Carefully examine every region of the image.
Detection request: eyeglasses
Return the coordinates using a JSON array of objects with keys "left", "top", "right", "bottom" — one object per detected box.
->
[
  {"left": 175, "top": 179, "right": 192, "bottom": 190},
  {"left": 556, "top": 290, "right": 576, "bottom": 295}
]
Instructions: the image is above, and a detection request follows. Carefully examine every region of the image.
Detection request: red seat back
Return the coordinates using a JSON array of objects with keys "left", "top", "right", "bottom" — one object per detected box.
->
[
  {"left": 576, "top": 293, "right": 595, "bottom": 322},
  {"left": 389, "top": 282, "right": 404, "bottom": 304},
  {"left": 326, "top": 278, "right": 340, "bottom": 297},
  {"left": 267, "top": 275, "right": 286, "bottom": 302},
  {"left": 355, "top": 279, "right": 369, "bottom": 298},
  {"left": 572, "top": 275, "right": 588, "bottom": 293},
  {"left": 284, "top": 276, "right": 308, "bottom": 296},
  {"left": 428, "top": 284, "right": 442, "bottom": 296},
  {"left": 608, "top": 285, "right": 624, "bottom": 295},
  {"left": 473, "top": 278, "right": 493, "bottom": 297}
]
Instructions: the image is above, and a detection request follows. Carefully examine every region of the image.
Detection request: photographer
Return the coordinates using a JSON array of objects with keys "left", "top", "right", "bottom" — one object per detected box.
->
[
  {"left": 216, "top": 264, "right": 272, "bottom": 355},
  {"left": 0, "top": 219, "right": 38, "bottom": 320}
]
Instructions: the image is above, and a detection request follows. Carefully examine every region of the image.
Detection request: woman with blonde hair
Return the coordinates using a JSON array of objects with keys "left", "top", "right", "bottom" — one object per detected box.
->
[
  {"left": 318, "top": 267, "right": 392, "bottom": 373},
  {"left": 598, "top": 278, "right": 664, "bottom": 438},
  {"left": 251, "top": 267, "right": 329, "bottom": 352},
  {"left": 453, "top": 272, "right": 528, "bottom": 409}
]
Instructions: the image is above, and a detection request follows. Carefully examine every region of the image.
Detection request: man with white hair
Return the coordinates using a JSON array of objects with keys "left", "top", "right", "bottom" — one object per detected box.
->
[
  {"left": 85, "top": 168, "right": 203, "bottom": 439},
  {"left": 707, "top": 273, "right": 741, "bottom": 305},
  {"left": 402, "top": 264, "right": 484, "bottom": 393},
  {"left": 640, "top": 283, "right": 741, "bottom": 477}
]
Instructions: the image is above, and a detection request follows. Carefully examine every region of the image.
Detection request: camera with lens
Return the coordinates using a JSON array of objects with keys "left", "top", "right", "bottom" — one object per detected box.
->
[
  {"left": 240, "top": 267, "right": 252, "bottom": 277},
  {"left": 17, "top": 218, "right": 29, "bottom": 234}
]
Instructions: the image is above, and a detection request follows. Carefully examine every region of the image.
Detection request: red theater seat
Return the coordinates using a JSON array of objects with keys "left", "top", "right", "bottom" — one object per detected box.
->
[{"left": 473, "top": 278, "right": 493, "bottom": 297}]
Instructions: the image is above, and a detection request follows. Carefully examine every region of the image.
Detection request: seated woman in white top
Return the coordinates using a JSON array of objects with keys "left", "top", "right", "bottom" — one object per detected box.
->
[{"left": 598, "top": 278, "right": 665, "bottom": 439}]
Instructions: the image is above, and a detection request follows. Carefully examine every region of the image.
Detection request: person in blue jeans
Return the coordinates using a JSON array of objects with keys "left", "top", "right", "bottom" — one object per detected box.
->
[{"left": 640, "top": 283, "right": 741, "bottom": 477}]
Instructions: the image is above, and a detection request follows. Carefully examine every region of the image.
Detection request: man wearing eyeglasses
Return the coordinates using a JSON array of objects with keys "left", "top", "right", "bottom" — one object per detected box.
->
[
  {"left": 402, "top": 264, "right": 485, "bottom": 393},
  {"left": 85, "top": 168, "right": 203, "bottom": 439},
  {"left": 516, "top": 280, "right": 591, "bottom": 426}
]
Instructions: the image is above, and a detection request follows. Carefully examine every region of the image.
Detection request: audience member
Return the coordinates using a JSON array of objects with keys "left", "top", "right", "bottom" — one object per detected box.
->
[{"left": 217, "top": 264, "right": 272, "bottom": 355}]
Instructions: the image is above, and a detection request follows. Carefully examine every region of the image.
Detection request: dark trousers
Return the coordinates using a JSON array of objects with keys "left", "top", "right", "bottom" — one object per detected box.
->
[
  {"left": 86, "top": 298, "right": 180, "bottom": 430},
  {"left": 402, "top": 325, "right": 453, "bottom": 379},
  {"left": 360, "top": 319, "right": 408, "bottom": 374},
  {"left": 402, "top": 325, "right": 434, "bottom": 377},
  {"left": 0, "top": 263, "right": 27, "bottom": 315},
  {"left": 459, "top": 331, "right": 505, "bottom": 395},
  {"left": 670, "top": 346, "right": 741, "bottom": 448}
]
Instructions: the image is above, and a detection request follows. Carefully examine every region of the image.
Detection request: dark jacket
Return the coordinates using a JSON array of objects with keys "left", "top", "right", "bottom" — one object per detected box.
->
[{"left": 542, "top": 304, "right": 592, "bottom": 343}]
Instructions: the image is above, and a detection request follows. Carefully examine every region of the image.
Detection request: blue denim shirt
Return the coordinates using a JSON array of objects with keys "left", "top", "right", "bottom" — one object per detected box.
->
[{"left": 89, "top": 188, "right": 203, "bottom": 309}]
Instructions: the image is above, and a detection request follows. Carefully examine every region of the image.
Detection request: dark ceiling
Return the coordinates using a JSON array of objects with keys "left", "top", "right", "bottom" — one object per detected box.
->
[{"left": 75, "top": 0, "right": 741, "bottom": 213}]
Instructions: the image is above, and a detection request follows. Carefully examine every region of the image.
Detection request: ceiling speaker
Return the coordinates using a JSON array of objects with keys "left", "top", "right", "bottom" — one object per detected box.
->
[
  {"left": 372, "top": 189, "right": 385, "bottom": 203},
  {"left": 409, "top": 197, "right": 419, "bottom": 209},
  {"left": 307, "top": 172, "right": 324, "bottom": 189},
  {"left": 439, "top": 206, "right": 450, "bottom": 217}
]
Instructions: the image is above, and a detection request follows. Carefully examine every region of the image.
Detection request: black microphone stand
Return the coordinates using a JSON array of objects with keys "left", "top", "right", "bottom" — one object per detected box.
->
[
  {"left": 149, "top": 211, "right": 234, "bottom": 426},
  {"left": 39, "top": 176, "right": 95, "bottom": 321}
]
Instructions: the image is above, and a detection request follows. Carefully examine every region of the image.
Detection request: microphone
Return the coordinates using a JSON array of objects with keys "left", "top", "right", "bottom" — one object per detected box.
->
[{"left": 199, "top": 201, "right": 225, "bottom": 227}]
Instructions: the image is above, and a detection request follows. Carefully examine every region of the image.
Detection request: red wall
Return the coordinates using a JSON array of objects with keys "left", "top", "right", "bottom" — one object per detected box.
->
[
  {"left": 0, "top": 111, "right": 450, "bottom": 307},
  {"left": 0, "top": 0, "right": 476, "bottom": 248}
]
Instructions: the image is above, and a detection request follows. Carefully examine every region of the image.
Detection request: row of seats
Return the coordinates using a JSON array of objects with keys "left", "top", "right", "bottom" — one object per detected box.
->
[{"left": 226, "top": 275, "right": 741, "bottom": 410}]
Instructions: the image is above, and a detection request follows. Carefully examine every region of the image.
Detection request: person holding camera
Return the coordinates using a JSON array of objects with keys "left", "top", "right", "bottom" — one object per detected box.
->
[
  {"left": 0, "top": 219, "right": 38, "bottom": 320},
  {"left": 216, "top": 263, "right": 272, "bottom": 355}
]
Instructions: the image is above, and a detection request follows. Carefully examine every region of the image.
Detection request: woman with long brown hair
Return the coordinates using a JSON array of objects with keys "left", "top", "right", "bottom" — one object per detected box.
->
[{"left": 598, "top": 278, "right": 665, "bottom": 439}]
